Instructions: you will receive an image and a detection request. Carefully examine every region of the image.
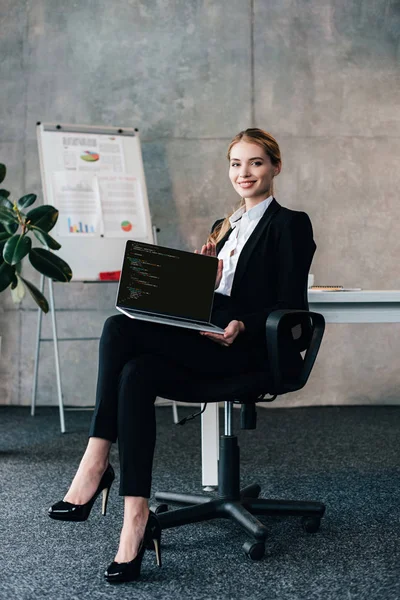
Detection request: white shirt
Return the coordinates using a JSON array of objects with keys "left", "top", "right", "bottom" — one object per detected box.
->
[{"left": 215, "top": 196, "right": 273, "bottom": 296}]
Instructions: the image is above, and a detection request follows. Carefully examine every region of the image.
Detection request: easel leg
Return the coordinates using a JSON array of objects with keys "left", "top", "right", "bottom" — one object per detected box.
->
[
  {"left": 31, "top": 274, "right": 45, "bottom": 417},
  {"left": 152, "top": 223, "right": 179, "bottom": 424},
  {"left": 172, "top": 402, "right": 179, "bottom": 424},
  {"left": 48, "top": 278, "right": 65, "bottom": 433}
]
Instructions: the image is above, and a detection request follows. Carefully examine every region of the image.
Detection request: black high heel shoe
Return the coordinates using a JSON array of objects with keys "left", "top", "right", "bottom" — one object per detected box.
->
[
  {"left": 48, "top": 464, "right": 115, "bottom": 522},
  {"left": 104, "top": 511, "right": 162, "bottom": 584}
]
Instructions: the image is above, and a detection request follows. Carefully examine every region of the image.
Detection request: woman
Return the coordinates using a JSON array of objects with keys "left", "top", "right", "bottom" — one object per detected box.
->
[{"left": 49, "top": 128, "right": 316, "bottom": 583}]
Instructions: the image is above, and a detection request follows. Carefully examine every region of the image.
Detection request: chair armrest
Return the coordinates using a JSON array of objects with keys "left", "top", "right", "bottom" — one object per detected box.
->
[{"left": 265, "top": 309, "right": 325, "bottom": 395}]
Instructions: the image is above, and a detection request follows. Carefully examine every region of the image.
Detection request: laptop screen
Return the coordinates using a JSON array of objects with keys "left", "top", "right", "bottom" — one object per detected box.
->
[{"left": 117, "top": 240, "right": 218, "bottom": 322}]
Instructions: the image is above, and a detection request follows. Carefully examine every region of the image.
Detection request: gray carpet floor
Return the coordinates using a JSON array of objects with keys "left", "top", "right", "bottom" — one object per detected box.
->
[{"left": 1, "top": 404, "right": 399, "bottom": 600}]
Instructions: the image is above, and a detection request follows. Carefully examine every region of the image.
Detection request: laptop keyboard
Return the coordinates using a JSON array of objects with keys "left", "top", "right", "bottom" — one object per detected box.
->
[{"left": 122, "top": 309, "right": 221, "bottom": 332}]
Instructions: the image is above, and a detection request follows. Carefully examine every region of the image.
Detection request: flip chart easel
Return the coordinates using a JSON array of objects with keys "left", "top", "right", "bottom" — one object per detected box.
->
[
  {"left": 31, "top": 123, "right": 177, "bottom": 431},
  {"left": 36, "top": 122, "right": 154, "bottom": 278}
]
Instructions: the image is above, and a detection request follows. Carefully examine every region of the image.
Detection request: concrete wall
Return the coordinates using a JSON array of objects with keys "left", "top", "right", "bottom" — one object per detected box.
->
[{"left": 1, "top": 0, "right": 399, "bottom": 407}]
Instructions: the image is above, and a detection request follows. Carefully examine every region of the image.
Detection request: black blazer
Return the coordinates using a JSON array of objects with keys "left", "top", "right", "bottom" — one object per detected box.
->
[{"left": 211, "top": 198, "right": 316, "bottom": 349}]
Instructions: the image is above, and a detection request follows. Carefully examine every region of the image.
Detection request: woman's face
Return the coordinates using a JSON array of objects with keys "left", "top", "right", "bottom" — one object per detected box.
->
[{"left": 228, "top": 141, "right": 280, "bottom": 206}]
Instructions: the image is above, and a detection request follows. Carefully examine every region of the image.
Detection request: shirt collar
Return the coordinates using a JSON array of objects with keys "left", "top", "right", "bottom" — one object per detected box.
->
[{"left": 229, "top": 195, "right": 273, "bottom": 228}]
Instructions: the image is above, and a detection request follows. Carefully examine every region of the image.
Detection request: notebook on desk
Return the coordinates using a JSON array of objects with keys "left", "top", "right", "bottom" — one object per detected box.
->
[{"left": 116, "top": 240, "right": 225, "bottom": 333}]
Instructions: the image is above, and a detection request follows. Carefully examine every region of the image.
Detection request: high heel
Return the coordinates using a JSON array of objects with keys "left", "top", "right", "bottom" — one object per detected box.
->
[
  {"left": 48, "top": 464, "right": 115, "bottom": 522},
  {"left": 146, "top": 512, "right": 162, "bottom": 568},
  {"left": 104, "top": 511, "right": 162, "bottom": 584}
]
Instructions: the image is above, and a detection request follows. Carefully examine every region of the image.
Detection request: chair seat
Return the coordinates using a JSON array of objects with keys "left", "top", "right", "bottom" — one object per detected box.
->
[{"left": 157, "top": 368, "right": 273, "bottom": 404}]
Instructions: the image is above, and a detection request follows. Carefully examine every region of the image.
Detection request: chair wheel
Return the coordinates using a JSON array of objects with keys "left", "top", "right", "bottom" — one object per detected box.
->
[
  {"left": 243, "top": 540, "right": 265, "bottom": 561},
  {"left": 301, "top": 516, "right": 321, "bottom": 533},
  {"left": 154, "top": 503, "right": 169, "bottom": 515}
]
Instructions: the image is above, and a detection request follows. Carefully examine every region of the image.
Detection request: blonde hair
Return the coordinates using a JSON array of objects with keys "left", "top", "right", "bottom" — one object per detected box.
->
[{"left": 207, "top": 128, "right": 282, "bottom": 245}]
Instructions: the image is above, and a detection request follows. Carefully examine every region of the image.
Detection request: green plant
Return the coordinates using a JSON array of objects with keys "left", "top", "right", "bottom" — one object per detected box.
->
[{"left": 0, "top": 162, "right": 72, "bottom": 312}]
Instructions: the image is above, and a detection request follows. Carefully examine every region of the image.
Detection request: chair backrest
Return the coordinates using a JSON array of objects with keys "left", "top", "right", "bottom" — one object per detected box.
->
[
  {"left": 266, "top": 309, "right": 325, "bottom": 396},
  {"left": 292, "top": 279, "right": 314, "bottom": 352},
  {"left": 239, "top": 306, "right": 324, "bottom": 430}
]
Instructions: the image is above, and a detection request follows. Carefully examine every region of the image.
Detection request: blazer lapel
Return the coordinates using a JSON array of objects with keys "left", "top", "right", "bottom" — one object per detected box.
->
[{"left": 230, "top": 198, "right": 281, "bottom": 295}]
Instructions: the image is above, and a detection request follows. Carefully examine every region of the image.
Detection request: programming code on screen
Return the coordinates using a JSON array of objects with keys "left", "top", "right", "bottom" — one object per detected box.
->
[{"left": 117, "top": 241, "right": 218, "bottom": 321}]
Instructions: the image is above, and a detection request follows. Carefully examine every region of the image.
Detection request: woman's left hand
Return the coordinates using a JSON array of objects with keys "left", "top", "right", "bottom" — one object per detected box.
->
[{"left": 200, "top": 320, "right": 245, "bottom": 347}]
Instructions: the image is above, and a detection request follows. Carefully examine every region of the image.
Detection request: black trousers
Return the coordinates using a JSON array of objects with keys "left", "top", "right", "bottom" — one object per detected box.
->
[{"left": 88, "top": 311, "right": 266, "bottom": 498}]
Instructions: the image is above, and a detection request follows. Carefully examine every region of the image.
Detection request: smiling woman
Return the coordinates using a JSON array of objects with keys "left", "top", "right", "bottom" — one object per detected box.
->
[
  {"left": 48, "top": 127, "right": 316, "bottom": 586},
  {"left": 229, "top": 135, "right": 281, "bottom": 203},
  {"left": 208, "top": 128, "right": 282, "bottom": 246}
]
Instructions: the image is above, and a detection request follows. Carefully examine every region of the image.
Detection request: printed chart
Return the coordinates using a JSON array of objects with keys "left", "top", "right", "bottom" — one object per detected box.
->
[
  {"left": 51, "top": 170, "right": 146, "bottom": 238},
  {"left": 50, "top": 133, "right": 146, "bottom": 238}
]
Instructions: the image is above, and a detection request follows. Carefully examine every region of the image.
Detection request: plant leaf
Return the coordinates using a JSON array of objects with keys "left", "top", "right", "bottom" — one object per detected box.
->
[
  {"left": 3, "top": 234, "right": 32, "bottom": 265},
  {"left": 33, "top": 228, "right": 61, "bottom": 250},
  {"left": 0, "top": 231, "right": 11, "bottom": 242},
  {"left": 0, "top": 195, "right": 13, "bottom": 209},
  {"left": 10, "top": 276, "right": 25, "bottom": 302},
  {"left": 20, "top": 276, "right": 49, "bottom": 313},
  {"left": 17, "top": 193, "right": 37, "bottom": 210},
  {"left": 0, "top": 205, "right": 18, "bottom": 224},
  {"left": 0, "top": 261, "right": 15, "bottom": 292},
  {"left": 0, "top": 164, "right": 5, "bottom": 185},
  {"left": 29, "top": 247, "right": 72, "bottom": 282},
  {"left": 0, "top": 189, "right": 10, "bottom": 198},
  {"left": 5, "top": 222, "right": 19, "bottom": 234},
  {"left": 10, "top": 274, "right": 18, "bottom": 288},
  {"left": 26, "top": 205, "right": 58, "bottom": 232}
]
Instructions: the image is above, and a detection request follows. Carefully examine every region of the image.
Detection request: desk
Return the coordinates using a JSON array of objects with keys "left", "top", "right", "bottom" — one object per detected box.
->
[{"left": 201, "top": 290, "right": 400, "bottom": 488}]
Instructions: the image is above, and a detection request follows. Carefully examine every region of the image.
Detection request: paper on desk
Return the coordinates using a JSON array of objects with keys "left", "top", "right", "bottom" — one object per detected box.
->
[{"left": 310, "top": 287, "right": 362, "bottom": 292}]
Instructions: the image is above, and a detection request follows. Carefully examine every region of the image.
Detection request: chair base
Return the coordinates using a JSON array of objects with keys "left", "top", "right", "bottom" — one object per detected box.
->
[{"left": 154, "top": 436, "right": 325, "bottom": 560}]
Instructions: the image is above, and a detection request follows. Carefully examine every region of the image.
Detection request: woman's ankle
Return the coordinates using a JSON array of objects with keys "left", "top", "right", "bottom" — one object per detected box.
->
[
  {"left": 81, "top": 438, "right": 111, "bottom": 469},
  {"left": 123, "top": 497, "right": 149, "bottom": 520}
]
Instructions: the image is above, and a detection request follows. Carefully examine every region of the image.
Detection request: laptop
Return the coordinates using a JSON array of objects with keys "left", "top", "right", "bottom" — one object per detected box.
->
[{"left": 116, "top": 240, "right": 225, "bottom": 333}]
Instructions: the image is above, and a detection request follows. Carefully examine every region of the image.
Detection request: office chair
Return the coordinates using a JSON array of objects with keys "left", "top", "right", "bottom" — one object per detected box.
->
[{"left": 152, "top": 308, "right": 326, "bottom": 560}]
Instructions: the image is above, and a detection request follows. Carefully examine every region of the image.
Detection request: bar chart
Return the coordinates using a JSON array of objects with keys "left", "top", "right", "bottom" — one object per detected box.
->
[{"left": 68, "top": 217, "right": 95, "bottom": 233}]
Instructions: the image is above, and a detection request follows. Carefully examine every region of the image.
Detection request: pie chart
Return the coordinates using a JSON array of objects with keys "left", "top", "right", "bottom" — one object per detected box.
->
[
  {"left": 121, "top": 221, "right": 132, "bottom": 232},
  {"left": 81, "top": 151, "right": 100, "bottom": 162}
]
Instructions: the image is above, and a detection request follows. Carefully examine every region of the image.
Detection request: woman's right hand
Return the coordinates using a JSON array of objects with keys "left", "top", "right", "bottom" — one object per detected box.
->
[
  {"left": 195, "top": 242, "right": 217, "bottom": 257},
  {"left": 195, "top": 243, "right": 223, "bottom": 290}
]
